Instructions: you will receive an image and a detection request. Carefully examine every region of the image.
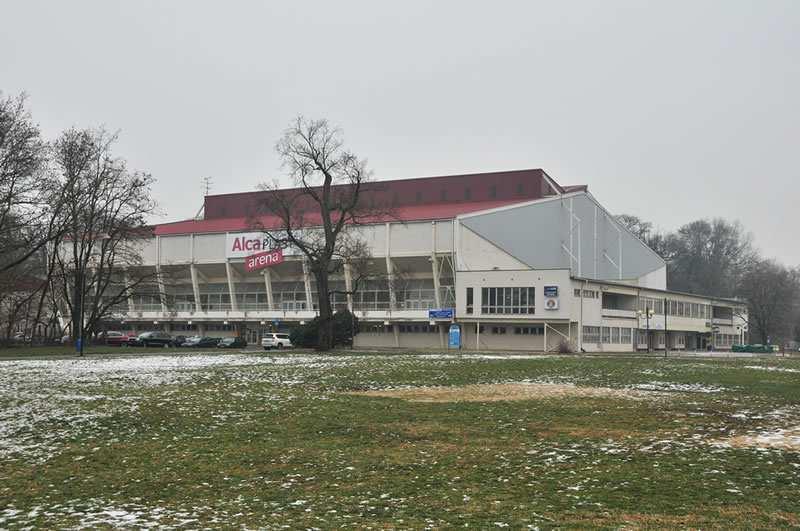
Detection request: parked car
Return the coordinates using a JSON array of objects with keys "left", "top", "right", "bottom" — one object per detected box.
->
[
  {"left": 128, "top": 331, "right": 174, "bottom": 348},
  {"left": 181, "top": 336, "right": 221, "bottom": 348},
  {"left": 261, "top": 333, "right": 292, "bottom": 350},
  {"left": 179, "top": 335, "right": 202, "bottom": 347},
  {"left": 171, "top": 335, "right": 187, "bottom": 347},
  {"left": 104, "top": 331, "right": 134, "bottom": 346},
  {"left": 218, "top": 337, "right": 247, "bottom": 349}
]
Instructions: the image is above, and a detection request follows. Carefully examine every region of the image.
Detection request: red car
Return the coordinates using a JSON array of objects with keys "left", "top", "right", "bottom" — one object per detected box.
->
[{"left": 104, "top": 331, "right": 135, "bottom": 346}]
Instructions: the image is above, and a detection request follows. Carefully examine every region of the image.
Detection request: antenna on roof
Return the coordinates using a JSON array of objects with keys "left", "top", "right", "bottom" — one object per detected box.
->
[{"left": 194, "top": 177, "right": 213, "bottom": 219}]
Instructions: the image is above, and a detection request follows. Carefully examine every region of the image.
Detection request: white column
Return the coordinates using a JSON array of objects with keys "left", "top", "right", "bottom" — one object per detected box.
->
[
  {"left": 476, "top": 321, "right": 480, "bottom": 350},
  {"left": 385, "top": 223, "right": 396, "bottom": 310},
  {"left": 190, "top": 264, "right": 202, "bottom": 312},
  {"left": 123, "top": 269, "right": 135, "bottom": 313},
  {"left": 393, "top": 323, "right": 400, "bottom": 347},
  {"left": 431, "top": 222, "right": 441, "bottom": 308},
  {"left": 263, "top": 269, "right": 274, "bottom": 309},
  {"left": 302, "top": 259, "right": 313, "bottom": 311},
  {"left": 156, "top": 266, "right": 167, "bottom": 313},
  {"left": 344, "top": 262, "right": 353, "bottom": 312},
  {"left": 225, "top": 261, "right": 238, "bottom": 311},
  {"left": 386, "top": 257, "right": 396, "bottom": 310},
  {"left": 544, "top": 324, "right": 548, "bottom": 353}
]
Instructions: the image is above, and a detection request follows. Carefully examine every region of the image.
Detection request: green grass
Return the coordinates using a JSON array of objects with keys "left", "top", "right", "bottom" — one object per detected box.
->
[
  {"left": 1, "top": 353, "right": 799, "bottom": 528},
  {"left": 0, "top": 345, "right": 227, "bottom": 358}
]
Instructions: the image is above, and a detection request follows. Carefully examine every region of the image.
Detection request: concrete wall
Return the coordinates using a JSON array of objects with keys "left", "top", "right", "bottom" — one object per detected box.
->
[
  {"left": 141, "top": 220, "right": 455, "bottom": 266},
  {"left": 457, "top": 226, "right": 529, "bottom": 271},
  {"left": 455, "top": 269, "right": 573, "bottom": 322}
]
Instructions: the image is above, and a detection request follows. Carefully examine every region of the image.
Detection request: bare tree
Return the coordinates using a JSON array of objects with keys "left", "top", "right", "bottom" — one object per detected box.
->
[
  {"left": 0, "top": 92, "right": 68, "bottom": 274},
  {"left": 738, "top": 260, "right": 800, "bottom": 345},
  {"left": 254, "top": 117, "right": 389, "bottom": 350},
  {"left": 49, "top": 128, "right": 157, "bottom": 347}
]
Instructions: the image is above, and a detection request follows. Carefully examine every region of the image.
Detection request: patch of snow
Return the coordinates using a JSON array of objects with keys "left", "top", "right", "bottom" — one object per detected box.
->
[
  {"left": 743, "top": 365, "right": 800, "bottom": 374},
  {"left": 629, "top": 381, "right": 726, "bottom": 393}
]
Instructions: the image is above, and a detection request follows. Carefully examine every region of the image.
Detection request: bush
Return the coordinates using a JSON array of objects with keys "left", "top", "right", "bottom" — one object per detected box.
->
[
  {"left": 289, "top": 309, "right": 359, "bottom": 349},
  {"left": 557, "top": 339, "right": 574, "bottom": 354}
]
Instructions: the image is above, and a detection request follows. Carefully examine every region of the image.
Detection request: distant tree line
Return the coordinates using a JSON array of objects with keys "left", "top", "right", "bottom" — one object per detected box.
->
[{"left": 616, "top": 214, "right": 800, "bottom": 346}]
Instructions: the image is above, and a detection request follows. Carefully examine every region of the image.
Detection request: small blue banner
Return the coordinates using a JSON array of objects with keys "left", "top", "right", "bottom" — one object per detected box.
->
[
  {"left": 448, "top": 324, "right": 461, "bottom": 349},
  {"left": 544, "top": 285, "right": 559, "bottom": 297},
  {"left": 428, "top": 308, "right": 454, "bottom": 319}
]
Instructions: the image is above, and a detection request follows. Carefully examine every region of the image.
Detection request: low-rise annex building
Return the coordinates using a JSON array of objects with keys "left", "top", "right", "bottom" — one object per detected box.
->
[{"left": 101, "top": 168, "right": 747, "bottom": 351}]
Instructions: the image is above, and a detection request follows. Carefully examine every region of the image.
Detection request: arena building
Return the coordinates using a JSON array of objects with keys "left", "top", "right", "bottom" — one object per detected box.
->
[{"left": 111, "top": 168, "right": 747, "bottom": 351}]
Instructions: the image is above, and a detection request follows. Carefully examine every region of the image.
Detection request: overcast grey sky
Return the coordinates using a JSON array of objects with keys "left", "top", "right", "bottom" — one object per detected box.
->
[{"left": 2, "top": 1, "right": 798, "bottom": 264}]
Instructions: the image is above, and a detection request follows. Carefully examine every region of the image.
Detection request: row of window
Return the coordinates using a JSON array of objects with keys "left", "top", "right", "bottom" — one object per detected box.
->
[
  {"left": 480, "top": 287, "right": 536, "bottom": 314},
  {"left": 573, "top": 289, "right": 600, "bottom": 299},
  {"left": 397, "top": 324, "right": 439, "bottom": 333},
  {"left": 583, "top": 326, "right": 634, "bottom": 344},
  {"left": 714, "top": 333, "right": 739, "bottom": 347},
  {"left": 476, "top": 325, "right": 545, "bottom": 335},
  {"left": 359, "top": 322, "right": 441, "bottom": 334},
  {"left": 639, "top": 297, "right": 713, "bottom": 319}
]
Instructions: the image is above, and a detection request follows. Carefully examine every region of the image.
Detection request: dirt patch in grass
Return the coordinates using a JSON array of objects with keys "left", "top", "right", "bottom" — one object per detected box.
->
[
  {"left": 718, "top": 427, "right": 800, "bottom": 451},
  {"left": 615, "top": 504, "right": 800, "bottom": 528},
  {"left": 347, "top": 382, "right": 657, "bottom": 403}
]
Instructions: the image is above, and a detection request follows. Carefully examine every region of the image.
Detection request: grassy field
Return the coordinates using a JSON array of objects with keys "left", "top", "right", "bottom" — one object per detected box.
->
[
  {"left": 1, "top": 352, "right": 799, "bottom": 528},
  {"left": 0, "top": 344, "right": 261, "bottom": 359}
]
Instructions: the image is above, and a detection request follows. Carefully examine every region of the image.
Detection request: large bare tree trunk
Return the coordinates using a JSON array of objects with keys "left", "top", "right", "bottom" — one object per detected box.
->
[{"left": 314, "top": 269, "right": 334, "bottom": 351}]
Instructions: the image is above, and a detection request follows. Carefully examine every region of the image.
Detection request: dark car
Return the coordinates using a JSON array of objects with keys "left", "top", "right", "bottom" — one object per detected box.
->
[
  {"left": 181, "top": 336, "right": 221, "bottom": 348},
  {"left": 104, "top": 331, "right": 134, "bottom": 347},
  {"left": 171, "top": 335, "right": 187, "bottom": 347},
  {"left": 217, "top": 337, "right": 247, "bottom": 349},
  {"left": 179, "top": 335, "right": 202, "bottom": 347},
  {"left": 129, "top": 331, "right": 174, "bottom": 348}
]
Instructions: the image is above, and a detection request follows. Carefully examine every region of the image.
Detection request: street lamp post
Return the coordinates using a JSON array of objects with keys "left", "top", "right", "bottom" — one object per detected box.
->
[{"left": 637, "top": 304, "right": 655, "bottom": 353}]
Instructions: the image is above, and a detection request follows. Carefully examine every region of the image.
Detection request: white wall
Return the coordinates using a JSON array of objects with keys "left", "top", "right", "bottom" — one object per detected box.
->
[
  {"left": 457, "top": 225, "right": 529, "bottom": 271},
  {"left": 455, "top": 269, "right": 573, "bottom": 321},
  {"left": 159, "top": 235, "right": 192, "bottom": 264},
  {"left": 638, "top": 266, "right": 667, "bottom": 290}
]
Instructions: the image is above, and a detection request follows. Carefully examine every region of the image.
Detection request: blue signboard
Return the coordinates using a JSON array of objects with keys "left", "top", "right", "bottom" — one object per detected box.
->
[
  {"left": 448, "top": 324, "right": 461, "bottom": 349},
  {"left": 428, "top": 308, "right": 454, "bottom": 320},
  {"left": 544, "top": 285, "right": 559, "bottom": 297}
]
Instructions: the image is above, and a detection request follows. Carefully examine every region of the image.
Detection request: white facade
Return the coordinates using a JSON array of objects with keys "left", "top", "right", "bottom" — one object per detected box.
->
[{"left": 101, "top": 190, "right": 747, "bottom": 351}]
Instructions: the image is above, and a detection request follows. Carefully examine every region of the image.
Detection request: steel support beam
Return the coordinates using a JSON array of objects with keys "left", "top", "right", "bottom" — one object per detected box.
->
[
  {"left": 225, "top": 261, "right": 238, "bottom": 311},
  {"left": 343, "top": 262, "right": 353, "bottom": 312},
  {"left": 189, "top": 264, "right": 203, "bottom": 312},
  {"left": 302, "top": 259, "right": 313, "bottom": 311},
  {"left": 263, "top": 269, "right": 274, "bottom": 310}
]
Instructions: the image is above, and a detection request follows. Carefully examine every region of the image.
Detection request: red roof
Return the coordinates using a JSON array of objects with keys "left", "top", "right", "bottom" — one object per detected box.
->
[
  {"left": 153, "top": 168, "right": 583, "bottom": 236},
  {"left": 154, "top": 199, "right": 525, "bottom": 236}
]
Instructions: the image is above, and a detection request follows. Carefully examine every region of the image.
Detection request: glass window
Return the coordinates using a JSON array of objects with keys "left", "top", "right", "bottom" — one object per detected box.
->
[
  {"left": 479, "top": 287, "right": 535, "bottom": 314},
  {"left": 583, "top": 326, "right": 600, "bottom": 343}
]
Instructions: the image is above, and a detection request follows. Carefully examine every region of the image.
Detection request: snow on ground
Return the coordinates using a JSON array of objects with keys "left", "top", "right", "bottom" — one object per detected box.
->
[
  {"left": 0, "top": 499, "right": 215, "bottom": 529},
  {"left": 742, "top": 365, "right": 800, "bottom": 374},
  {"left": 628, "top": 381, "right": 727, "bottom": 394},
  {"left": 0, "top": 353, "right": 348, "bottom": 463}
]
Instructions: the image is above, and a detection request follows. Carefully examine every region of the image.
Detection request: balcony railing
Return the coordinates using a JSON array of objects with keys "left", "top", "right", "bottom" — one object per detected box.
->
[{"left": 601, "top": 308, "right": 637, "bottom": 319}]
